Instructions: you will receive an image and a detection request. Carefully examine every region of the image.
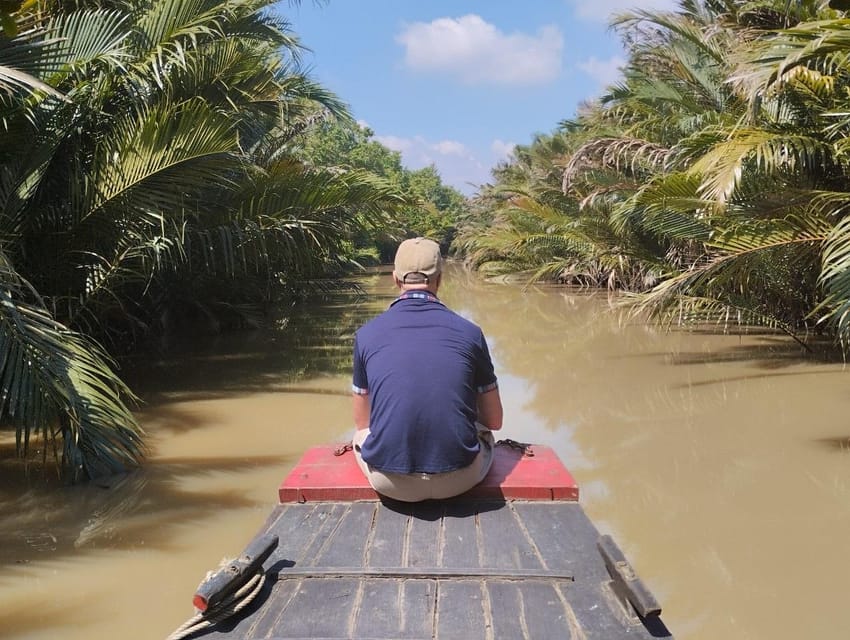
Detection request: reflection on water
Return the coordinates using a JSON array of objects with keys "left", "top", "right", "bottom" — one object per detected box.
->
[
  {"left": 0, "top": 275, "right": 386, "bottom": 640},
  {"left": 1, "top": 264, "right": 849, "bottom": 639},
  {"left": 442, "top": 266, "right": 850, "bottom": 640}
]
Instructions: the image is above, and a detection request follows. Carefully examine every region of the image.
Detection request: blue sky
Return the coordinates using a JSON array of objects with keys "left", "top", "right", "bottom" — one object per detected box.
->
[{"left": 282, "top": 0, "right": 678, "bottom": 195}]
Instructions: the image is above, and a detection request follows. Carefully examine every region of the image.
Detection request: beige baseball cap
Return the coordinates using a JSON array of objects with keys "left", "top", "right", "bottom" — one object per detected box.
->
[{"left": 393, "top": 237, "right": 442, "bottom": 283}]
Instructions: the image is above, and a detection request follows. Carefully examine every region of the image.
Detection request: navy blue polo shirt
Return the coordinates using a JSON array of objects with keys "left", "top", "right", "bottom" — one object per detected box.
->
[{"left": 352, "top": 292, "right": 498, "bottom": 474}]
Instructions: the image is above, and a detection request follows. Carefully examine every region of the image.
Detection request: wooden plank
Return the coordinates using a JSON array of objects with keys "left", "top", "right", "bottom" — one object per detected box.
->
[
  {"left": 314, "top": 502, "right": 377, "bottom": 567},
  {"left": 268, "top": 567, "right": 573, "bottom": 580},
  {"left": 568, "top": 583, "right": 651, "bottom": 640},
  {"left": 264, "top": 504, "right": 343, "bottom": 567},
  {"left": 477, "top": 503, "right": 545, "bottom": 571},
  {"left": 484, "top": 581, "right": 526, "bottom": 639},
  {"left": 435, "top": 580, "right": 487, "bottom": 640},
  {"left": 482, "top": 445, "right": 579, "bottom": 501},
  {"left": 511, "top": 502, "right": 607, "bottom": 578},
  {"left": 441, "top": 502, "right": 480, "bottom": 569},
  {"left": 511, "top": 504, "right": 671, "bottom": 639},
  {"left": 597, "top": 534, "right": 661, "bottom": 618},
  {"left": 258, "top": 504, "right": 302, "bottom": 565},
  {"left": 278, "top": 446, "right": 379, "bottom": 503},
  {"left": 352, "top": 579, "right": 436, "bottom": 639},
  {"left": 519, "top": 581, "right": 578, "bottom": 640},
  {"left": 368, "top": 502, "right": 409, "bottom": 568},
  {"left": 242, "top": 578, "right": 302, "bottom": 639},
  {"left": 405, "top": 502, "right": 444, "bottom": 568},
  {"left": 273, "top": 578, "right": 361, "bottom": 638},
  {"left": 296, "top": 503, "right": 351, "bottom": 567}
]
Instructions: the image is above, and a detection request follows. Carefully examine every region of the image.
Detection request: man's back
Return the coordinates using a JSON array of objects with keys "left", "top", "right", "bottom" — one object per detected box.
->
[{"left": 353, "top": 292, "right": 497, "bottom": 474}]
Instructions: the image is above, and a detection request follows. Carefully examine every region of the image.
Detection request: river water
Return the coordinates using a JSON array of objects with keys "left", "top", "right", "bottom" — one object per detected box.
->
[{"left": 1, "top": 264, "right": 849, "bottom": 639}]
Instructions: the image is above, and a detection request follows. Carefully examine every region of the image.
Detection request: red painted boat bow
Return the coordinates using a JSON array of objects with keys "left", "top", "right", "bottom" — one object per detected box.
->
[{"left": 278, "top": 443, "right": 579, "bottom": 503}]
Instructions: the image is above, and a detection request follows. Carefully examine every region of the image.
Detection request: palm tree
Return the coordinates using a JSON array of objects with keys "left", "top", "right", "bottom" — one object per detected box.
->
[
  {"left": 613, "top": 0, "right": 845, "bottom": 340},
  {"left": 459, "top": 0, "right": 850, "bottom": 350},
  {"left": 0, "top": 2, "right": 150, "bottom": 480},
  {"left": 0, "top": 0, "right": 410, "bottom": 480}
]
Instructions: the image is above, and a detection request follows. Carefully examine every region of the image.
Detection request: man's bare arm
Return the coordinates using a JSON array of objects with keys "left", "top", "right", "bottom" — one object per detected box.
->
[
  {"left": 352, "top": 393, "right": 370, "bottom": 430},
  {"left": 477, "top": 388, "right": 503, "bottom": 430}
]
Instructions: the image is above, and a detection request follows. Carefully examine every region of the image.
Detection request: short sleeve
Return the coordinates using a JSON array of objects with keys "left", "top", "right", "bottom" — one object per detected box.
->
[
  {"left": 473, "top": 330, "right": 498, "bottom": 393},
  {"left": 352, "top": 332, "right": 369, "bottom": 395}
]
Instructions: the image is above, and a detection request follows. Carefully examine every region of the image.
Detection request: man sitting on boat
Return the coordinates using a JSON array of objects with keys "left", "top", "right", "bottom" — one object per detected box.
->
[{"left": 351, "top": 237, "right": 504, "bottom": 502}]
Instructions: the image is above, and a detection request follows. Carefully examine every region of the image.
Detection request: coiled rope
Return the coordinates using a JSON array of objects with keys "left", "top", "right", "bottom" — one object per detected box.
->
[{"left": 165, "top": 569, "right": 266, "bottom": 640}]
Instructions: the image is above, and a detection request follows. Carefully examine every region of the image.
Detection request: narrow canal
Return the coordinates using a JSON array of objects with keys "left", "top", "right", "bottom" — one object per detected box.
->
[{"left": 1, "top": 264, "right": 849, "bottom": 639}]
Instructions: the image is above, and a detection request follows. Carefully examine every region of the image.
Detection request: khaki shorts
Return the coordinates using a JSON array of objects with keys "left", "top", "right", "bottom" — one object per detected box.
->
[{"left": 352, "top": 424, "right": 495, "bottom": 502}]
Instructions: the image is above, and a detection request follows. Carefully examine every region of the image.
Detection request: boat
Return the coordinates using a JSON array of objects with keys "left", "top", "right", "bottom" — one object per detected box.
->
[{"left": 167, "top": 440, "right": 673, "bottom": 639}]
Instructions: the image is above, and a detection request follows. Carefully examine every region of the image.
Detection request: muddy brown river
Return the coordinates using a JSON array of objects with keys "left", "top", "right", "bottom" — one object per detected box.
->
[{"left": 1, "top": 264, "right": 849, "bottom": 639}]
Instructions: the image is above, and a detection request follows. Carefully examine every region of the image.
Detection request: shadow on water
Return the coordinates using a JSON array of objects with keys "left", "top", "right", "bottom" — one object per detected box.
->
[
  {"left": 0, "top": 605, "right": 92, "bottom": 639},
  {"left": 664, "top": 336, "right": 843, "bottom": 368},
  {"left": 675, "top": 368, "right": 849, "bottom": 389},
  {"left": 812, "top": 436, "right": 850, "bottom": 451},
  {"left": 613, "top": 338, "right": 820, "bottom": 366},
  {"left": 0, "top": 285, "right": 379, "bottom": 572},
  {"left": 119, "top": 284, "right": 384, "bottom": 405},
  {"left": 0, "top": 450, "right": 295, "bottom": 569}
]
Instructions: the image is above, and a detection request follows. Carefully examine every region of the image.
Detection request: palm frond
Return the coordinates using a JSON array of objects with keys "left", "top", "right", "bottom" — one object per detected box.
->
[
  {"left": 131, "top": 0, "right": 302, "bottom": 88},
  {"left": 42, "top": 9, "right": 130, "bottom": 85},
  {"left": 0, "top": 257, "right": 143, "bottom": 480},
  {"left": 691, "top": 128, "right": 833, "bottom": 202},
  {"left": 621, "top": 291, "right": 807, "bottom": 340},
  {"left": 86, "top": 98, "right": 240, "bottom": 223},
  {"left": 562, "top": 137, "right": 670, "bottom": 193},
  {"left": 613, "top": 172, "right": 714, "bottom": 239},
  {"left": 622, "top": 213, "right": 829, "bottom": 331},
  {"left": 815, "top": 215, "right": 850, "bottom": 341}
]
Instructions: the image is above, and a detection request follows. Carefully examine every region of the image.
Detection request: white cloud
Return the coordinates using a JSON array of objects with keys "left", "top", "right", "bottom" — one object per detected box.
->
[
  {"left": 376, "top": 135, "right": 470, "bottom": 162},
  {"left": 570, "top": 0, "right": 679, "bottom": 23},
  {"left": 396, "top": 15, "right": 562, "bottom": 86},
  {"left": 491, "top": 139, "right": 516, "bottom": 162},
  {"left": 375, "top": 133, "right": 490, "bottom": 194},
  {"left": 577, "top": 55, "right": 625, "bottom": 90},
  {"left": 432, "top": 140, "right": 467, "bottom": 156},
  {"left": 374, "top": 134, "right": 414, "bottom": 153}
]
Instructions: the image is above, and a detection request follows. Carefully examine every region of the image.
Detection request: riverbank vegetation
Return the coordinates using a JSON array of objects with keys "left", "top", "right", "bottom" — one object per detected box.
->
[
  {"left": 0, "top": 0, "right": 465, "bottom": 480},
  {"left": 16, "top": 0, "right": 849, "bottom": 481},
  {"left": 456, "top": 0, "right": 850, "bottom": 351}
]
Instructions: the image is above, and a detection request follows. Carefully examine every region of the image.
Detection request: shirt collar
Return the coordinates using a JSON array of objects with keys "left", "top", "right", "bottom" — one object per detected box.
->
[{"left": 389, "top": 291, "right": 444, "bottom": 308}]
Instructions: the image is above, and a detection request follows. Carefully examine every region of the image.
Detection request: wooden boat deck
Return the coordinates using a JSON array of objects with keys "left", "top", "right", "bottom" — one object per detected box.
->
[{"left": 189, "top": 446, "right": 672, "bottom": 639}]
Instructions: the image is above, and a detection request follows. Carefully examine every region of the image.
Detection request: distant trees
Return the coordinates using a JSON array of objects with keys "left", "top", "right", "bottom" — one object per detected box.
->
[
  {"left": 0, "top": 0, "right": 426, "bottom": 480},
  {"left": 297, "top": 120, "right": 469, "bottom": 259},
  {"left": 457, "top": 0, "right": 850, "bottom": 349}
]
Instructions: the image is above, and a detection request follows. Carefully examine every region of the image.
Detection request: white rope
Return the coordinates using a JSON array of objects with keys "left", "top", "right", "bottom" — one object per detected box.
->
[{"left": 165, "top": 570, "right": 266, "bottom": 640}]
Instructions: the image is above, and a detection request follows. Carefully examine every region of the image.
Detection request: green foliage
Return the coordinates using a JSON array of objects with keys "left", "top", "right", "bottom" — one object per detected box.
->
[
  {"left": 456, "top": 0, "right": 850, "bottom": 351},
  {"left": 0, "top": 0, "right": 410, "bottom": 479},
  {"left": 297, "top": 120, "right": 470, "bottom": 258},
  {"left": 297, "top": 121, "right": 405, "bottom": 181}
]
